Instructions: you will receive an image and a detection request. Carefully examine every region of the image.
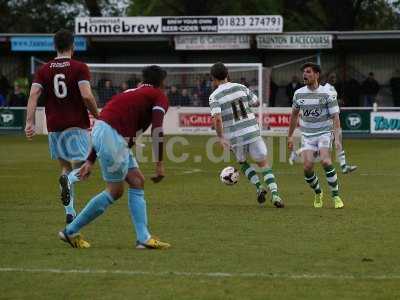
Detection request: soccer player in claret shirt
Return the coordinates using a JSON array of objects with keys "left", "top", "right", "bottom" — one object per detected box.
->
[
  {"left": 58, "top": 65, "right": 170, "bottom": 250},
  {"left": 25, "top": 29, "right": 98, "bottom": 224}
]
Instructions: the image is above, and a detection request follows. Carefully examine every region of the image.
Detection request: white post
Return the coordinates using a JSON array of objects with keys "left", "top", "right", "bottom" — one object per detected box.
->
[
  {"left": 258, "top": 64, "right": 264, "bottom": 130},
  {"left": 30, "top": 56, "right": 35, "bottom": 75}
]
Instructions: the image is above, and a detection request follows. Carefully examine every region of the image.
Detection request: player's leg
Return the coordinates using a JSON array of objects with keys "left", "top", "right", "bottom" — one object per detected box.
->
[
  {"left": 125, "top": 162, "right": 170, "bottom": 250},
  {"left": 65, "top": 182, "right": 121, "bottom": 235},
  {"left": 302, "top": 136, "right": 323, "bottom": 208},
  {"left": 59, "top": 121, "right": 127, "bottom": 248},
  {"left": 56, "top": 128, "right": 91, "bottom": 223},
  {"left": 335, "top": 139, "right": 357, "bottom": 174},
  {"left": 319, "top": 134, "right": 343, "bottom": 209},
  {"left": 251, "top": 138, "right": 284, "bottom": 208},
  {"left": 58, "top": 158, "right": 75, "bottom": 223},
  {"left": 232, "top": 145, "right": 263, "bottom": 203}
]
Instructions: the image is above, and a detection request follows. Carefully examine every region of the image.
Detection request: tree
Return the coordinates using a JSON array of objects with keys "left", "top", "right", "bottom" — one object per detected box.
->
[
  {"left": 128, "top": 0, "right": 282, "bottom": 16},
  {"left": 128, "top": 0, "right": 400, "bottom": 31},
  {"left": 0, "top": 0, "right": 128, "bottom": 33}
]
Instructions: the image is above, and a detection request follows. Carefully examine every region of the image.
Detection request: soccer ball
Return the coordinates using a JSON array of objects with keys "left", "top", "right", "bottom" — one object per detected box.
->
[{"left": 220, "top": 166, "right": 239, "bottom": 185}]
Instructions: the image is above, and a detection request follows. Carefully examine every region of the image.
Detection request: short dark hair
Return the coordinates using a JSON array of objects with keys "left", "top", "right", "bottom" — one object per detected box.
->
[
  {"left": 301, "top": 62, "right": 322, "bottom": 74},
  {"left": 142, "top": 65, "right": 167, "bottom": 87},
  {"left": 211, "top": 62, "right": 228, "bottom": 80},
  {"left": 54, "top": 29, "right": 74, "bottom": 52}
]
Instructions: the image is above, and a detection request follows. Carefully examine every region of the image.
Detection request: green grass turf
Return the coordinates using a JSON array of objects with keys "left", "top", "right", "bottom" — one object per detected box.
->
[{"left": 0, "top": 135, "right": 400, "bottom": 299}]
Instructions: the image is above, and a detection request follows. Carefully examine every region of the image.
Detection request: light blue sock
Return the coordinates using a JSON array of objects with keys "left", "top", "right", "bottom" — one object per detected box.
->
[
  {"left": 66, "top": 191, "right": 114, "bottom": 235},
  {"left": 64, "top": 183, "right": 76, "bottom": 216},
  {"left": 128, "top": 188, "right": 151, "bottom": 243},
  {"left": 63, "top": 169, "right": 80, "bottom": 216}
]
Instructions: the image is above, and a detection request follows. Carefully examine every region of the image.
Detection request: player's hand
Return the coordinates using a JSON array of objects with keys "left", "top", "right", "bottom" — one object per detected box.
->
[
  {"left": 79, "top": 161, "right": 93, "bottom": 181},
  {"left": 287, "top": 136, "right": 294, "bottom": 151},
  {"left": 25, "top": 122, "right": 35, "bottom": 140},
  {"left": 151, "top": 161, "right": 165, "bottom": 183},
  {"left": 218, "top": 137, "right": 230, "bottom": 149}
]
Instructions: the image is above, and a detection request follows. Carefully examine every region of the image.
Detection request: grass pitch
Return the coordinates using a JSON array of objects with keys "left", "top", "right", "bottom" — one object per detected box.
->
[{"left": 0, "top": 135, "right": 400, "bottom": 299}]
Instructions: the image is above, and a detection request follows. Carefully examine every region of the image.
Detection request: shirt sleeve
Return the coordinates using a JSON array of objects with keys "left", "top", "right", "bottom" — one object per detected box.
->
[
  {"left": 77, "top": 63, "right": 91, "bottom": 85},
  {"left": 153, "top": 89, "right": 169, "bottom": 114},
  {"left": 327, "top": 93, "right": 340, "bottom": 115},
  {"left": 292, "top": 93, "right": 300, "bottom": 109},
  {"left": 209, "top": 94, "right": 221, "bottom": 116},
  {"left": 32, "top": 67, "right": 45, "bottom": 89}
]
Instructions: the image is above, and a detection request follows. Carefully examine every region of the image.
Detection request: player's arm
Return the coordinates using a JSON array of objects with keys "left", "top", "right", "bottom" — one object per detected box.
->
[
  {"left": 245, "top": 87, "right": 259, "bottom": 107},
  {"left": 288, "top": 96, "right": 300, "bottom": 151},
  {"left": 327, "top": 92, "right": 342, "bottom": 150},
  {"left": 79, "top": 82, "right": 99, "bottom": 118},
  {"left": 150, "top": 107, "right": 166, "bottom": 183},
  {"left": 78, "top": 150, "right": 96, "bottom": 180},
  {"left": 332, "top": 113, "right": 343, "bottom": 151},
  {"left": 25, "top": 84, "right": 42, "bottom": 140},
  {"left": 210, "top": 96, "right": 229, "bottom": 148},
  {"left": 78, "top": 63, "right": 99, "bottom": 118}
]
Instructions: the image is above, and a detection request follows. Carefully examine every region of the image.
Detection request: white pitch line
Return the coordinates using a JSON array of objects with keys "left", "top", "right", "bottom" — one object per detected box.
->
[{"left": 1, "top": 267, "right": 400, "bottom": 280}]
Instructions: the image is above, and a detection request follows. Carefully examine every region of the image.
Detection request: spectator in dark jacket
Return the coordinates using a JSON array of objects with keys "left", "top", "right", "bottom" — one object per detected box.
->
[
  {"left": 343, "top": 78, "right": 361, "bottom": 107},
  {"left": 286, "top": 75, "right": 302, "bottom": 106},
  {"left": 327, "top": 72, "right": 344, "bottom": 103},
  {"left": 180, "top": 89, "right": 191, "bottom": 106},
  {"left": 0, "top": 93, "right": 6, "bottom": 107},
  {"left": 361, "top": 72, "right": 380, "bottom": 107},
  {"left": 269, "top": 79, "right": 279, "bottom": 107},
  {"left": 0, "top": 71, "right": 11, "bottom": 97},
  {"left": 390, "top": 70, "right": 400, "bottom": 107},
  {"left": 8, "top": 83, "right": 27, "bottom": 107},
  {"left": 98, "top": 80, "right": 116, "bottom": 107},
  {"left": 168, "top": 85, "right": 181, "bottom": 106}
]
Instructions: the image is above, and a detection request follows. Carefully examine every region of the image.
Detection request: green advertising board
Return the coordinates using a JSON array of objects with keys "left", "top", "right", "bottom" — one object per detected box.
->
[
  {"left": 340, "top": 109, "right": 370, "bottom": 133},
  {"left": 0, "top": 108, "right": 26, "bottom": 131}
]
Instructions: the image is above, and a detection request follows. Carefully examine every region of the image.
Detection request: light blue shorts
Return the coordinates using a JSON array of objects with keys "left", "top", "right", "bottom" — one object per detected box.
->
[
  {"left": 48, "top": 128, "right": 90, "bottom": 161},
  {"left": 92, "top": 120, "right": 138, "bottom": 182}
]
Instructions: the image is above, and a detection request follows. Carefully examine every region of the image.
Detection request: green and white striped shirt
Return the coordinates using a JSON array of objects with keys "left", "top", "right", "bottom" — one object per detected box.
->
[
  {"left": 209, "top": 82, "right": 260, "bottom": 146},
  {"left": 292, "top": 85, "right": 340, "bottom": 137}
]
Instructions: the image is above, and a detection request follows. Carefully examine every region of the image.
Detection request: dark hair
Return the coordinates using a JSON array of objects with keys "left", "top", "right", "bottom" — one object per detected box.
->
[
  {"left": 301, "top": 62, "right": 322, "bottom": 74},
  {"left": 210, "top": 62, "right": 228, "bottom": 80},
  {"left": 142, "top": 65, "right": 167, "bottom": 87},
  {"left": 54, "top": 29, "right": 74, "bottom": 52}
]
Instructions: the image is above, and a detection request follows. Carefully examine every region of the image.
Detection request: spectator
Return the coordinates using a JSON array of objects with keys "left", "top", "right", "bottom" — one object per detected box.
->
[
  {"left": 240, "top": 77, "right": 249, "bottom": 87},
  {"left": 180, "top": 89, "right": 191, "bottom": 106},
  {"left": 361, "top": 72, "right": 380, "bottom": 107},
  {"left": 120, "top": 81, "right": 129, "bottom": 93},
  {"left": 249, "top": 78, "right": 259, "bottom": 96},
  {"left": 0, "top": 92, "right": 6, "bottom": 107},
  {"left": 286, "top": 75, "right": 302, "bottom": 105},
  {"left": 168, "top": 85, "right": 181, "bottom": 106},
  {"left": 8, "top": 83, "right": 27, "bottom": 107},
  {"left": 98, "top": 80, "right": 116, "bottom": 107},
  {"left": 192, "top": 93, "right": 202, "bottom": 107},
  {"left": 127, "top": 75, "right": 140, "bottom": 89},
  {"left": 269, "top": 79, "right": 278, "bottom": 107},
  {"left": 192, "top": 79, "right": 209, "bottom": 106},
  {"left": 0, "top": 71, "right": 11, "bottom": 97},
  {"left": 343, "top": 78, "right": 361, "bottom": 107},
  {"left": 327, "top": 72, "right": 344, "bottom": 103},
  {"left": 390, "top": 70, "right": 400, "bottom": 107}
]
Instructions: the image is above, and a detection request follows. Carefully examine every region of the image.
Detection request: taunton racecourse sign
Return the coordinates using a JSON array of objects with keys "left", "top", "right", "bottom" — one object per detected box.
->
[{"left": 257, "top": 34, "right": 333, "bottom": 49}]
